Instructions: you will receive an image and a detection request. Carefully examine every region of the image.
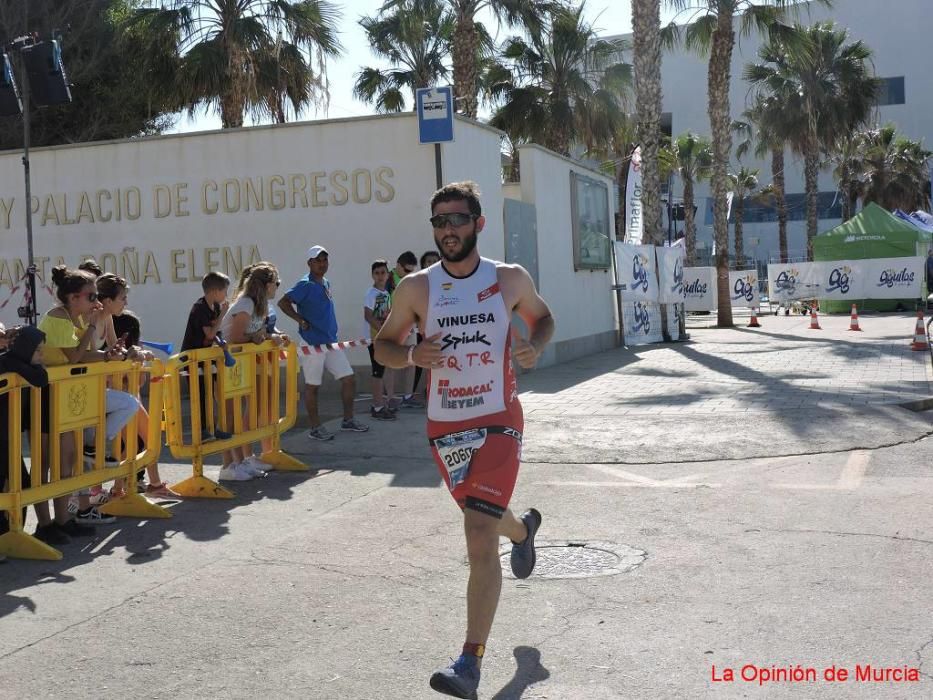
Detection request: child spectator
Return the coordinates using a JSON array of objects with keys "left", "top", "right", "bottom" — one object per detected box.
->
[
  {"left": 37, "top": 265, "right": 126, "bottom": 537},
  {"left": 218, "top": 262, "right": 288, "bottom": 481},
  {"left": 181, "top": 271, "right": 233, "bottom": 442},
  {"left": 96, "top": 277, "right": 178, "bottom": 500},
  {"left": 363, "top": 260, "right": 396, "bottom": 421}
]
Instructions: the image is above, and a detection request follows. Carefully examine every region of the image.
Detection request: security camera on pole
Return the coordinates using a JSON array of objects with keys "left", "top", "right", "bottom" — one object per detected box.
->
[{"left": 1, "top": 31, "right": 72, "bottom": 326}]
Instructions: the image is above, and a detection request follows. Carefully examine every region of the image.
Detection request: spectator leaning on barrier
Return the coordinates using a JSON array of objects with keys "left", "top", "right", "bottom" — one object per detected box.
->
[
  {"left": 0, "top": 326, "right": 47, "bottom": 542},
  {"left": 217, "top": 262, "right": 287, "bottom": 481},
  {"left": 181, "top": 271, "right": 234, "bottom": 442},
  {"left": 278, "top": 245, "right": 369, "bottom": 441}
]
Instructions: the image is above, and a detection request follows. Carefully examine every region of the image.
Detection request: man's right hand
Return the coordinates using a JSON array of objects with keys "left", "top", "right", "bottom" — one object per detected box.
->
[
  {"left": 412, "top": 332, "right": 444, "bottom": 368},
  {"left": 298, "top": 319, "right": 310, "bottom": 331}
]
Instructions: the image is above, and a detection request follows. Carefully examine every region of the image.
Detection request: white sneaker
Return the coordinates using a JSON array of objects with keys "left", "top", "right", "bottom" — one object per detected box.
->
[
  {"left": 218, "top": 462, "right": 253, "bottom": 482},
  {"left": 242, "top": 456, "right": 271, "bottom": 476}
]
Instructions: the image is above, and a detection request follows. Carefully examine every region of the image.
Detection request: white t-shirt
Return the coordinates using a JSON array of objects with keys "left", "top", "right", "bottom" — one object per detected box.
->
[
  {"left": 362, "top": 286, "right": 391, "bottom": 339},
  {"left": 220, "top": 295, "right": 265, "bottom": 340}
]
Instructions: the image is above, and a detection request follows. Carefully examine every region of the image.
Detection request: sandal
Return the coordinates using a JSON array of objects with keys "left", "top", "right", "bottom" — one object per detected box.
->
[{"left": 145, "top": 483, "right": 180, "bottom": 499}]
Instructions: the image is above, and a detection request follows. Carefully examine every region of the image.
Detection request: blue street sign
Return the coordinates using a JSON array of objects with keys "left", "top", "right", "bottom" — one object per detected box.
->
[{"left": 417, "top": 86, "right": 454, "bottom": 144}]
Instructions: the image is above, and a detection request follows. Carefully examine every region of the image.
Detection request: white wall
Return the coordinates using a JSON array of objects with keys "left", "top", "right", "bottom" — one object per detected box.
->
[
  {"left": 0, "top": 114, "right": 504, "bottom": 362},
  {"left": 514, "top": 144, "right": 617, "bottom": 361}
]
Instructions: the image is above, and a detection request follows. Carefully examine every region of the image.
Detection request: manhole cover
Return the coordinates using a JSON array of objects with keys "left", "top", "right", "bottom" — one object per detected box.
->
[{"left": 498, "top": 540, "right": 645, "bottom": 580}]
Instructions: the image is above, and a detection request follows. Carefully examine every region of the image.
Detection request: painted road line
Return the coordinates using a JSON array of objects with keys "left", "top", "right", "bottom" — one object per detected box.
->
[{"left": 774, "top": 450, "right": 869, "bottom": 490}]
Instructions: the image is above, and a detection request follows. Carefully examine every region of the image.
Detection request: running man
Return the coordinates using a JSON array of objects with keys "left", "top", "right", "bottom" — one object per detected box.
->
[{"left": 375, "top": 181, "right": 554, "bottom": 698}]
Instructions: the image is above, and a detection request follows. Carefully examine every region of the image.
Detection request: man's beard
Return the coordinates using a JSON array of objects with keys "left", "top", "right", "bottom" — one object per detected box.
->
[{"left": 435, "top": 226, "right": 478, "bottom": 263}]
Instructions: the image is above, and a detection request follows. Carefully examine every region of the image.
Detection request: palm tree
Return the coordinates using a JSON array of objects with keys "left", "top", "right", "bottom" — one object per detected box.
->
[
  {"left": 671, "top": 133, "right": 713, "bottom": 264},
  {"left": 667, "top": 0, "right": 817, "bottom": 327},
  {"left": 633, "top": 0, "right": 664, "bottom": 246},
  {"left": 728, "top": 166, "right": 759, "bottom": 268},
  {"left": 832, "top": 132, "right": 864, "bottom": 221},
  {"left": 354, "top": 0, "right": 455, "bottom": 112},
  {"left": 381, "top": 0, "right": 547, "bottom": 119},
  {"left": 745, "top": 21, "right": 879, "bottom": 258},
  {"left": 130, "top": 0, "right": 342, "bottom": 128},
  {"left": 488, "top": 5, "right": 630, "bottom": 157},
  {"left": 858, "top": 124, "right": 932, "bottom": 212},
  {"left": 735, "top": 97, "right": 789, "bottom": 262}
]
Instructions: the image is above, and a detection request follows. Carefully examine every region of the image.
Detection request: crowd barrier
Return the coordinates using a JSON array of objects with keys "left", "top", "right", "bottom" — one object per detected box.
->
[
  {"left": 0, "top": 360, "right": 169, "bottom": 561},
  {"left": 162, "top": 339, "right": 305, "bottom": 499}
]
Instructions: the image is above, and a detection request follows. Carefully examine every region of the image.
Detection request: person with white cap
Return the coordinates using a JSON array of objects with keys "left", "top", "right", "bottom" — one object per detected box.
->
[{"left": 278, "top": 246, "right": 369, "bottom": 440}]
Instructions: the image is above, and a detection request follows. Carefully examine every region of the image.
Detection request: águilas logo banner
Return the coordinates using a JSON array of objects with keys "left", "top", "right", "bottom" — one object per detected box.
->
[
  {"left": 681, "top": 266, "right": 716, "bottom": 311},
  {"left": 877, "top": 267, "right": 915, "bottom": 288},
  {"left": 632, "top": 301, "right": 651, "bottom": 334},
  {"left": 775, "top": 269, "right": 797, "bottom": 294},
  {"left": 826, "top": 266, "right": 852, "bottom": 294},
  {"left": 614, "top": 242, "right": 659, "bottom": 302},
  {"left": 632, "top": 253, "right": 650, "bottom": 292},
  {"left": 728, "top": 270, "right": 760, "bottom": 308},
  {"left": 656, "top": 245, "right": 686, "bottom": 304}
]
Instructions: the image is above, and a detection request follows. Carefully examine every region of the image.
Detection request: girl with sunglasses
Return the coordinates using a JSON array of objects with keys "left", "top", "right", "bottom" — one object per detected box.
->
[{"left": 34, "top": 266, "right": 128, "bottom": 538}]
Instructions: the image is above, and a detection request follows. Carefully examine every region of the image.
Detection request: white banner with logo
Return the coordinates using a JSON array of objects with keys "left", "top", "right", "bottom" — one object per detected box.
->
[
  {"left": 682, "top": 266, "right": 716, "bottom": 311},
  {"left": 613, "top": 242, "right": 659, "bottom": 302},
  {"left": 768, "top": 257, "right": 925, "bottom": 302},
  {"left": 624, "top": 146, "right": 643, "bottom": 244},
  {"left": 657, "top": 245, "right": 686, "bottom": 304},
  {"left": 767, "top": 262, "right": 824, "bottom": 302},
  {"left": 621, "top": 300, "right": 664, "bottom": 345},
  {"left": 728, "top": 269, "right": 760, "bottom": 308}
]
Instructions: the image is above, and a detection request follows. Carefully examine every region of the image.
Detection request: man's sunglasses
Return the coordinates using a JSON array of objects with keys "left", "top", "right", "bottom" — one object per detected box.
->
[{"left": 429, "top": 212, "right": 477, "bottom": 229}]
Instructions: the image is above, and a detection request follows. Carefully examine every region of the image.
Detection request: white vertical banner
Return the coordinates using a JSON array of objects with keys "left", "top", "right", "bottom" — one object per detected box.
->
[
  {"left": 657, "top": 245, "right": 686, "bottom": 304},
  {"left": 728, "top": 269, "right": 760, "bottom": 308},
  {"left": 622, "top": 300, "right": 664, "bottom": 345},
  {"left": 613, "top": 242, "right": 659, "bottom": 302},
  {"left": 666, "top": 302, "right": 681, "bottom": 341},
  {"left": 625, "top": 146, "right": 643, "bottom": 244},
  {"left": 682, "top": 266, "right": 716, "bottom": 311},
  {"left": 814, "top": 261, "right": 865, "bottom": 301}
]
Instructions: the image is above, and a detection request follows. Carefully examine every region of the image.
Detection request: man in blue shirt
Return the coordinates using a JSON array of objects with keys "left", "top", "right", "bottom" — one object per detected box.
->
[{"left": 278, "top": 246, "right": 369, "bottom": 440}]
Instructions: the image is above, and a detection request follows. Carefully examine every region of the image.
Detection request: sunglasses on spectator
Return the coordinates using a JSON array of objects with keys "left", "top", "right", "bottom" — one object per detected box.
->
[
  {"left": 429, "top": 212, "right": 477, "bottom": 229},
  {"left": 81, "top": 292, "right": 98, "bottom": 302}
]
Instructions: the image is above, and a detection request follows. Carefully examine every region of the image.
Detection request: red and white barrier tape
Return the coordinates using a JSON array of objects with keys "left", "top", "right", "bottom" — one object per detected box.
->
[{"left": 299, "top": 337, "right": 372, "bottom": 355}]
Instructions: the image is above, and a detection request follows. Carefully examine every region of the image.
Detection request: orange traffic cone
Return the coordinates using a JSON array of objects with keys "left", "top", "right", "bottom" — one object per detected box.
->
[
  {"left": 748, "top": 308, "right": 761, "bottom": 328},
  {"left": 910, "top": 310, "right": 929, "bottom": 351},
  {"left": 848, "top": 304, "right": 862, "bottom": 331},
  {"left": 809, "top": 306, "right": 822, "bottom": 330}
]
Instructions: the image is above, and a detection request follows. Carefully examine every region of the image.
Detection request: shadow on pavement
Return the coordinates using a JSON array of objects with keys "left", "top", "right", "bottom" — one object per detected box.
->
[{"left": 491, "top": 645, "right": 551, "bottom": 700}]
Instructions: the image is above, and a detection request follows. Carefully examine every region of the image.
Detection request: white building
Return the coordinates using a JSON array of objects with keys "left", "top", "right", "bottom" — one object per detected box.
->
[{"left": 610, "top": 0, "right": 931, "bottom": 265}]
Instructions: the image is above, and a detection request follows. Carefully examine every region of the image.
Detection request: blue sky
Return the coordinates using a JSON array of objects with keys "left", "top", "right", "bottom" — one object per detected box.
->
[{"left": 167, "top": 1, "right": 679, "bottom": 134}]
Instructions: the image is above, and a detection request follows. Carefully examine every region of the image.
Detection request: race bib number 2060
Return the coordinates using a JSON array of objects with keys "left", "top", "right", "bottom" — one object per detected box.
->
[{"left": 433, "top": 429, "right": 488, "bottom": 491}]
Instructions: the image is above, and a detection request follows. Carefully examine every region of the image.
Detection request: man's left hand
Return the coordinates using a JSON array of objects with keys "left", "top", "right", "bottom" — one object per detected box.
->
[{"left": 512, "top": 333, "right": 539, "bottom": 369}]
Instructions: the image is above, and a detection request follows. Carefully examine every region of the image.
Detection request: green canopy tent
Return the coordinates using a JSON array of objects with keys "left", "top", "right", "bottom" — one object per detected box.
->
[{"left": 813, "top": 202, "right": 932, "bottom": 312}]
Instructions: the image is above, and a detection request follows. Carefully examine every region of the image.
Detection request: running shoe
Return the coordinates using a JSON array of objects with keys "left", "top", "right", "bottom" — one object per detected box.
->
[
  {"left": 340, "top": 418, "right": 370, "bottom": 432},
  {"left": 76, "top": 507, "right": 117, "bottom": 525},
  {"left": 307, "top": 425, "right": 335, "bottom": 441},
  {"left": 429, "top": 654, "right": 481, "bottom": 699},
  {"left": 370, "top": 406, "right": 397, "bottom": 421},
  {"left": 82, "top": 447, "right": 120, "bottom": 468},
  {"left": 400, "top": 395, "right": 424, "bottom": 409},
  {"left": 218, "top": 462, "right": 254, "bottom": 481},
  {"left": 510, "top": 508, "right": 542, "bottom": 579}
]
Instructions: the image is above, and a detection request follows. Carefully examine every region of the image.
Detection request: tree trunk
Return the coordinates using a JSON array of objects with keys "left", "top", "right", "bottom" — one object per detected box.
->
[
  {"left": 772, "top": 148, "right": 788, "bottom": 263},
  {"left": 683, "top": 176, "right": 697, "bottom": 264},
  {"left": 803, "top": 145, "right": 820, "bottom": 260},
  {"left": 632, "top": 0, "right": 663, "bottom": 245},
  {"left": 708, "top": 12, "right": 735, "bottom": 327},
  {"left": 734, "top": 193, "right": 745, "bottom": 269},
  {"left": 452, "top": 11, "right": 478, "bottom": 118}
]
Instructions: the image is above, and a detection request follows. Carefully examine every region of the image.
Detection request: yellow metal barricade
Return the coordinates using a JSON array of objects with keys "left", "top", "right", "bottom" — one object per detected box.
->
[
  {"left": 0, "top": 359, "right": 170, "bottom": 561},
  {"left": 162, "top": 340, "right": 305, "bottom": 498}
]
